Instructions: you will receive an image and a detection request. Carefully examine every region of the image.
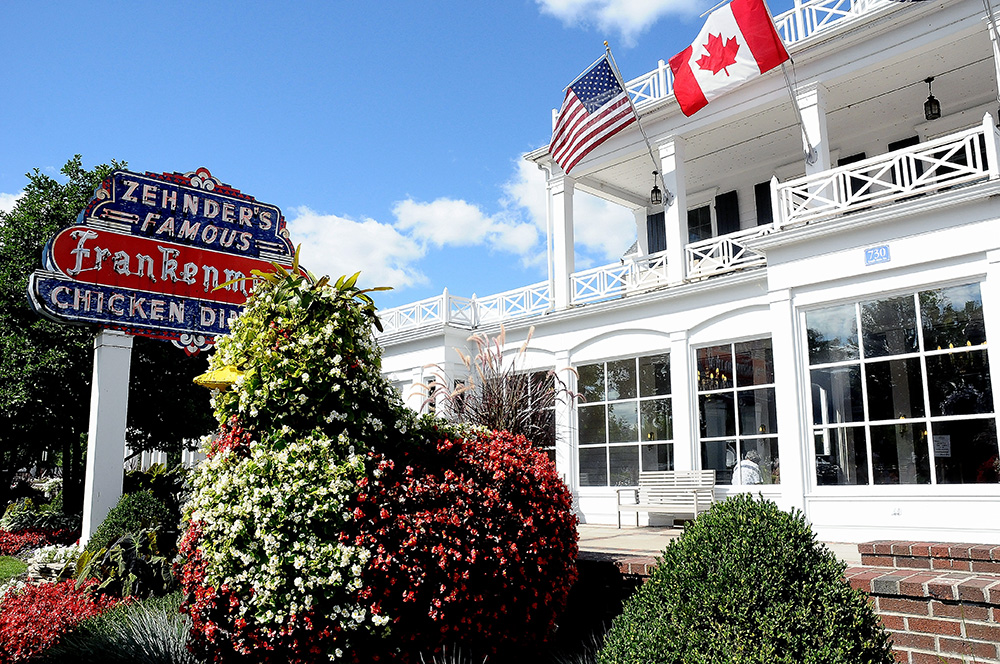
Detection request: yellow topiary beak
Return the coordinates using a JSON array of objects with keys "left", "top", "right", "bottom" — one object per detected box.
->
[{"left": 193, "top": 365, "right": 244, "bottom": 391}]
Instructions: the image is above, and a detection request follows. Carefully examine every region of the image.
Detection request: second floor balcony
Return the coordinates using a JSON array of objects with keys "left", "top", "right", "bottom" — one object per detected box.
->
[{"left": 379, "top": 116, "right": 1000, "bottom": 337}]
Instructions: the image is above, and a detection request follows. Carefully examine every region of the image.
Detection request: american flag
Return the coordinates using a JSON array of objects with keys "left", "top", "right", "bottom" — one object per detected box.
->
[{"left": 550, "top": 56, "right": 637, "bottom": 174}]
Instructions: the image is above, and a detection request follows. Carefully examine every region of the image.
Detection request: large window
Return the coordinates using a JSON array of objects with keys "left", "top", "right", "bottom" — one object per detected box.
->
[
  {"left": 697, "top": 339, "right": 779, "bottom": 485},
  {"left": 577, "top": 354, "right": 672, "bottom": 486},
  {"left": 808, "top": 283, "right": 998, "bottom": 486}
]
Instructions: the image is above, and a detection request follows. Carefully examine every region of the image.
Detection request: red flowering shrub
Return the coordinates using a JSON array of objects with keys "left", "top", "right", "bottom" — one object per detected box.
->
[
  {"left": 178, "top": 272, "right": 579, "bottom": 662},
  {"left": 0, "top": 528, "right": 79, "bottom": 556},
  {"left": 0, "top": 580, "right": 119, "bottom": 663},
  {"left": 346, "top": 428, "right": 578, "bottom": 661}
]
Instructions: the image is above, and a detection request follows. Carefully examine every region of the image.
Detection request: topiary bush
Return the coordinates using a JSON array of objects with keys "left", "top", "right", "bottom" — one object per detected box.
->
[
  {"left": 177, "top": 269, "right": 578, "bottom": 663},
  {"left": 83, "top": 490, "right": 172, "bottom": 556},
  {"left": 598, "top": 494, "right": 893, "bottom": 664}
]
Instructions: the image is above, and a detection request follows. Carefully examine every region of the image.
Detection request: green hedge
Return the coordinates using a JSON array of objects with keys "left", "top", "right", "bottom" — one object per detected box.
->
[{"left": 599, "top": 494, "right": 894, "bottom": 664}]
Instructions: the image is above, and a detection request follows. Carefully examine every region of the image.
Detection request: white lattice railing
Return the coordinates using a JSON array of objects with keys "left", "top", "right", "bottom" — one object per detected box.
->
[
  {"left": 615, "top": 0, "right": 886, "bottom": 111},
  {"left": 378, "top": 282, "right": 551, "bottom": 335},
  {"left": 379, "top": 293, "right": 446, "bottom": 334},
  {"left": 773, "top": 0, "right": 885, "bottom": 44},
  {"left": 475, "top": 282, "right": 550, "bottom": 324},
  {"left": 686, "top": 226, "right": 771, "bottom": 279},
  {"left": 571, "top": 250, "right": 669, "bottom": 305},
  {"left": 776, "top": 115, "right": 1000, "bottom": 227}
]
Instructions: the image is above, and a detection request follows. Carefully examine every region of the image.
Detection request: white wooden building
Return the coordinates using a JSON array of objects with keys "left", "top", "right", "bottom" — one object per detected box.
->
[{"left": 378, "top": 0, "right": 1000, "bottom": 544}]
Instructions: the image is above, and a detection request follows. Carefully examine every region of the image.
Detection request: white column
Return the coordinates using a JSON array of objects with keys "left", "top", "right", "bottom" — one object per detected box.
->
[
  {"left": 548, "top": 173, "right": 575, "bottom": 310},
  {"left": 659, "top": 137, "right": 688, "bottom": 285},
  {"left": 81, "top": 329, "right": 134, "bottom": 544},
  {"left": 768, "top": 288, "right": 808, "bottom": 513},
  {"left": 669, "top": 330, "right": 694, "bottom": 472},
  {"left": 633, "top": 207, "right": 650, "bottom": 256},
  {"left": 554, "top": 350, "right": 579, "bottom": 513},
  {"left": 982, "top": 250, "right": 1000, "bottom": 429},
  {"left": 796, "top": 82, "right": 831, "bottom": 175}
]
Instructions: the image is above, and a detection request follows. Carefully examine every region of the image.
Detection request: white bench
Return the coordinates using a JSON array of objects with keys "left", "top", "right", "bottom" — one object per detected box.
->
[{"left": 616, "top": 470, "right": 716, "bottom": 528}]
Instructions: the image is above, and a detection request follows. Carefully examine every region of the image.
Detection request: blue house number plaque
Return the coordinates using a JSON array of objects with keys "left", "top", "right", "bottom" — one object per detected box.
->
[{"left": 865, "top": 245, "right": 890, "bottom": 266}]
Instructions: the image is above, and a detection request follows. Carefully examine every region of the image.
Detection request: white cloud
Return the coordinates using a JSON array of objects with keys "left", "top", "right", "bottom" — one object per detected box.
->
[
  {"left": 0, "top": 192, "right": 23, "bottom": 214},
  {"left": 284, "top": 154, "right": 637, "bottom": 296},
  {"left": 393, "top": 197, "right": 540, "bottom": 256},
  {"left": 537, "top": 0, "right": 702, "bottom": 45},
  {"left": 286, "top": 206, "right": 427, "bottom": 290},
  {"left": 502, "top": 159, "right": 636, "bottom": 264}
]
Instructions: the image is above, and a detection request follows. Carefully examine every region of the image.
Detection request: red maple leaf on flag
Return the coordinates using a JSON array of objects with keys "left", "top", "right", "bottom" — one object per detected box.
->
[{"left": 696, "top": 33, "right": 740, "bottom": 76}]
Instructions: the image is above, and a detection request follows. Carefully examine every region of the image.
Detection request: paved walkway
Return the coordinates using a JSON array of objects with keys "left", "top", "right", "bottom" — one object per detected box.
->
[{"left": 577, "top": 524, "right": 862, "bottom": 568}]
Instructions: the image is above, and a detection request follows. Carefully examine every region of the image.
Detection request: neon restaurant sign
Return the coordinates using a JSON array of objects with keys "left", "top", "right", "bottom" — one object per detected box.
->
[{"left": 29, "top": 168, "right": 297, "bottom": 353}]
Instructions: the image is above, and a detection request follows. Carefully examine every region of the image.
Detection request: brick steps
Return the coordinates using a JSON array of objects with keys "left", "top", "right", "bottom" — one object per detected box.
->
[{"left": 852, "top": 541, "right": 1000, "bottom": 664}]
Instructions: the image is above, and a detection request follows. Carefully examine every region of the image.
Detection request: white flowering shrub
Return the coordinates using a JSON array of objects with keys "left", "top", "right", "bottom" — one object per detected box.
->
[
  {"left": 179, "top": 272, "right": 408, "bottom": 663},
  {"left": 178, "top": 269, "right": 578, "bottom": 664},
  {"left": 26, "top": 543, "right": 79, "bottom": 567}
]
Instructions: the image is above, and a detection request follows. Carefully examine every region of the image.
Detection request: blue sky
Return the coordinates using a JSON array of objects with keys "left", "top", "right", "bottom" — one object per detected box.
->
[{"left": 0, "top": 0, "right": 797, "bottom": 310}]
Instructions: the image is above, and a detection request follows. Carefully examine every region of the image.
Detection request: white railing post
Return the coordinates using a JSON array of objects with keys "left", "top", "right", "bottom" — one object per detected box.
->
[
  {"left": 984, "top": 112, "right": 1000, "bottom": 180},
  {"left": 657, "top": 59, "right": 667, "bottom": 99},
  {"left": 770, "top": 175, "right": 783, "bottom": 230},
  {"left": 442, "top": 288, "right": 451, "bottom": 325}
]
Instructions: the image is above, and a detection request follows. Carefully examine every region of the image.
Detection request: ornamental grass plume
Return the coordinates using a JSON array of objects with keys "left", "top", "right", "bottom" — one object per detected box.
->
[{"left": 178, "top": 268, "right": 578, "bottom": 663}]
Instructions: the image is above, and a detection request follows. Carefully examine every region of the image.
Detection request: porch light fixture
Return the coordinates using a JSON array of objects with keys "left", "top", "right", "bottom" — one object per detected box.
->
[
  {"left": 650, "top": 171, "right": 663, "bottom": 206},
  {"left": 924, "top": 77, "right": 941, "bottom": 121}
]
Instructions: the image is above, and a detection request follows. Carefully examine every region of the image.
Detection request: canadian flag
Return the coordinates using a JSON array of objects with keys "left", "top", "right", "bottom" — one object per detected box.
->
[{"left": 668, "top": 0, "right": 789, "bottom": 116}]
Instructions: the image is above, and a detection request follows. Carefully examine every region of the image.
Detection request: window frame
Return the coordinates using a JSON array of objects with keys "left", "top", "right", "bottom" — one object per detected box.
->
[
  {"left": 803, "top": 281, "right": 999, "bottom": 490},
  {"left": 693, "top": 337, "right": 780, "bottom": 487},
  {"left": 575, "top": 352, "right": 674, "bottom": 488}
]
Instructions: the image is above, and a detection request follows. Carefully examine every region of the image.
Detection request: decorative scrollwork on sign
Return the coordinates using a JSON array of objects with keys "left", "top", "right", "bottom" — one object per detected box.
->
[
  {"left": 172, "top": 333, "right": 215, "bottom": 356},
  {"left": 185, "top": 168, "right": 219, "bottom": 191}
]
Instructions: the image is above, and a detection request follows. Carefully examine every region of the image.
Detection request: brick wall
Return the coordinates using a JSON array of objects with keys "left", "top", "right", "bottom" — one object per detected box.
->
[{"left": 848, "top": 542, "right": 1000, "bottom": 664}]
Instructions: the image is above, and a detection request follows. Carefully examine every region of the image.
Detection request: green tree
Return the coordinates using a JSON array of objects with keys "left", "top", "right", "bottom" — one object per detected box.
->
[{"left": 0, "top": 156, "right": 214, "bottom": 512}]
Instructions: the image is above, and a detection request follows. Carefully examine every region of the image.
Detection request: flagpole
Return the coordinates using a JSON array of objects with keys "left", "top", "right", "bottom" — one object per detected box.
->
[
  {"left": 604, "top": 42, "right": 675, "bottom": 205},
  {"left": 780, "top": 62, "right": 818, "bottom": 165}
]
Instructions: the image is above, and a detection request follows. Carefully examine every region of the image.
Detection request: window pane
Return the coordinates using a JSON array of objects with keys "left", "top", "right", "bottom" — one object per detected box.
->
[
  {"left": 638, "top": 354, "right": 671, "bottom": 397},
  {"left": 932, "top": 419, "right": 1000, "bottom": 484},
  {"left": 807, "top": 304, "right": 859, "bottom": 364},
  {"left": 578, "top": 405, "right": 606, "bottom": 444},
  {"left": 608, "top": 402, "right": 638, "bottom": 443},
  {"left": 737, "top": 388, "right": 777, "bottom": 436},
  {"left": 579, "top": 447, "right": 608, "bottom": 486},
  {"left": 530, "top": 408, "right": 556, "bottom": 450},
  {"left": 865, "top": 358, "right": 925, "bottom": 421},
  {"left": 811, "top": 366, "right": 864, "bottom": 425},
  {"left": 578, "top": 363, "right": 605, "bottom": 402},
  {"left": 814, "top": 427, "right": 868, "bottom": 485},
  {"left": 735, "top": 339, "right": 774, "bottom": 386},
  {"left": 732, "top": 438, "right": 779, "bottom": 485},
  {"left": 688, "top": 205, "right": 712, "bottom": 243},
  {"left": 640, "top": 398, "right": 673, "bottom": 441},
  {"left": 701, "top": 439, "right": 736, "bottom": 485},
  {"left": 927, "top": 350, "right": 994, "bottom": 416},
  {"left": 920, "top": 283, "right": 986, "bottom": 350},
  {"left": 609, "top": 446, "right": 640, "bottom": 486},
  {"left": 697, "top": 345, "right": 733, "bottom": 390},
  {"left": 607, "top": 359, "right": 637, "bottom": 400},
  {"left": 861, "top": 295, "right": 918, "bottom": 358},
  {"left": 699, "top": 393, "right": 735, "bottom": 437},
  {"left": 871, "top": 423, "right": 930, "bottom": 485},
  {"left": 641, "top": 443, "right": 674, "bottom": 472}
]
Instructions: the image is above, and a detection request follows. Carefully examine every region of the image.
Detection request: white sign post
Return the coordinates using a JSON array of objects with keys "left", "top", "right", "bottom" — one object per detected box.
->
[{"left": 80, "top": 329, "right": 133, "bottom": 545}]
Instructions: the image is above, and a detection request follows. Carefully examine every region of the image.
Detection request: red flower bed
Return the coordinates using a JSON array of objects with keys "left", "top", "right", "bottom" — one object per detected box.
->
[
  {"left": 346, "top": 428, "right": 579, "bottom": 661},
  {"left": 0, "top": 528, "right": 79, "bottom": 556},
  {"left": 0, "top": 580, "right": 119, "bottom": 663}
]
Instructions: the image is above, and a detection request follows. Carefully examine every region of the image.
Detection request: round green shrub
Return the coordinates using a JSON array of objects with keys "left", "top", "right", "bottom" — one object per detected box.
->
[
  {"left": 599, "top": 494, "right": 893, "bottom": 664},
  {"left": 85, "top": 491, "right": 172, "bottom": 555}
]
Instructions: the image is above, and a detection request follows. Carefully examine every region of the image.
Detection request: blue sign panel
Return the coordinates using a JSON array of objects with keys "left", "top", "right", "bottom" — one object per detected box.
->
[
  {"left": 82, "top": 168, "right": 293, "bottom": 261},
  {"left": 30, "top": 272, "right": 244, "bottom": 340},
  {"left": 864, "top": 245, "right": 891, "bottom": 266}
]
